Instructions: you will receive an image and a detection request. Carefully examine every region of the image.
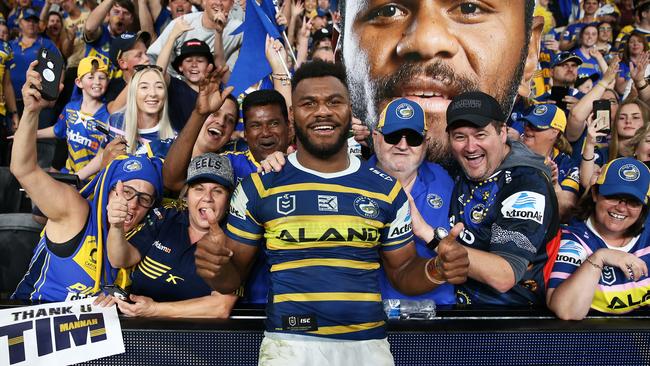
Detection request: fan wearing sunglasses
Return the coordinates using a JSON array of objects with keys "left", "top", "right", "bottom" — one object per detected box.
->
[{"left": 369, "top": 98, "right": 457, "bottom": 306}]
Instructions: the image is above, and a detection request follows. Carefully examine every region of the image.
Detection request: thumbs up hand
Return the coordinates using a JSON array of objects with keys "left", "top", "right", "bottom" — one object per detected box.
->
[
  {"left": 195, "top": 208, "right": 234, "bottom": 282},
  {"left": 107, "top": 180, "right": 129, "bottom": 229},
  {"left": 434, "top": 223, "right": 470, "bottom": 285}
]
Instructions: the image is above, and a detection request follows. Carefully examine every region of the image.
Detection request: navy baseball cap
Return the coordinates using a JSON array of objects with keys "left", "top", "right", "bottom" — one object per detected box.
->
[
  {"left": 552, "top": 52, "right": 583, "bottom": 68},
  {"left": 376, "top": 98, "right": 427, "bottom": 136},
  {"left": 109, "top": 31, "right": 151, "bottom": 67},
  {"left": 186, "top": 153, "right": 235, "bottom": 190},
  {"left": 446, "top": 91, "right": 506, "bottom": 131},
  {"left": 596, "top": 158, "right": 650, "bottom": 204},
  {"left": 21, "top": 8, "right": 39, "bottom": 21}
]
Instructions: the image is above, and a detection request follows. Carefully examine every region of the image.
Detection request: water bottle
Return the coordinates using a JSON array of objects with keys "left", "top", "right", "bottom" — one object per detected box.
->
[{"left": 383, "top": 299, "right": 436, "bottom": 320}]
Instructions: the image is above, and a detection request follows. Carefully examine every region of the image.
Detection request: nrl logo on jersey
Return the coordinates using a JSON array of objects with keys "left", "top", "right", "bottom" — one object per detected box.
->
[{"left": 277, "top": 194, "right": 296, "bottom": 215}]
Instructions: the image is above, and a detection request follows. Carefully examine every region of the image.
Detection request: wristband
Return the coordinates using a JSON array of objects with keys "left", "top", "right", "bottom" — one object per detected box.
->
[
  {"left": 638, "top": 82, "right": 650, "bottom": 91},
  {"left": 582, "top": 154, "right": 595, "bottom": 161},
  {"left": 425, "top": 257, "right": 446, "bottom": 285},
  {"left": 585, "top": 256, "right": 603, "bottom": 271}
]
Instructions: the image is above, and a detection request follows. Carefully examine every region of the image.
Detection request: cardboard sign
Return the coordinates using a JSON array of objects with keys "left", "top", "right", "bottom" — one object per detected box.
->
[{"left": 0, "top": 298, "right": 124, "bottom": 366}]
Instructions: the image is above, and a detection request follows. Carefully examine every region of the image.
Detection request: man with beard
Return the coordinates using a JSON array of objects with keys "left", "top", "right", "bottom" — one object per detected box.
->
[
  {"left": 340, "top": 0, "right": 542, "bottom": 162},
  {"left": 194, "top": 61, "right": 469, "bottom": 365},
  {"left": 446, "top": 91, "right": 560, "bottom": 306},
  {"left": 83, "top": 0, "right": 136, "bottom": 73}
]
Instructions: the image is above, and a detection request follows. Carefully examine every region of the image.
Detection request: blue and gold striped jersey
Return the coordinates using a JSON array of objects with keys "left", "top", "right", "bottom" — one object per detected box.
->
[
  {"left": 0, "top": 41, "right": 12, "bottom": 116},
  {"left": 226, "top": 154, "right": 413, "bottom": 340},
  {"left": 53, "top": 100, "right": 110, "bottom": 175}
]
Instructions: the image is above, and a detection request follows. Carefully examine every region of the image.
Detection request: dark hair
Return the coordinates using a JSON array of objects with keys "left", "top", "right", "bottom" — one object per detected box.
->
[
  {"left": 242, "top": 89, "right": 288, "bottom": 125},
  {"left": 573, "top": 186, "right": 648, "bottom": 237},
  {"left": 114, "top": 0, "right": 135, "bottom": 15},
  {"left": 579, "top": 23, "right": 599, "bottom": 44},
  {"left": 224, "top": 94, "right": 240, "bottom": 118},
  {"left": 291, "top": 59, "right": 347, "bottom": 91}
]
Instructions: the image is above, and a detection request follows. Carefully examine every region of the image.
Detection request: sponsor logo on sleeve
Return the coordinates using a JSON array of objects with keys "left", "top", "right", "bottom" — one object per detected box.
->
[
  {"left": 229, "top": 184, "right": 248, "bottom": 220},
  {"left": 501, "top": 191, "right": 546, "bottom": 224},
  {"left": 387, "top": 201, "right": 412, "bottom": 239}
]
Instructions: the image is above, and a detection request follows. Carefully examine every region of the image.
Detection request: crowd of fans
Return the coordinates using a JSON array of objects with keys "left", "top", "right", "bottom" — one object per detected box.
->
[{"left": 0, "top": 0, "right": 649, "bottom": 339}]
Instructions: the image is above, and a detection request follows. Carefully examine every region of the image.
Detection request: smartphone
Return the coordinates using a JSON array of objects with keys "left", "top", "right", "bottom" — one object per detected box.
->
[
  {"left": 34, "top": 48, "right": 63, "bottom": 101},
  {"left": 550, "top": 86, "right": 570, "bottom": 110},
  {"left": 593, "top": 99, "right": 611, "bottom": 133},
  {"left": 102, "top": 284, "right": 130, "bottom": 301},
  {"left": 47, "top": 172, "right": 81, "bottom": 189}
]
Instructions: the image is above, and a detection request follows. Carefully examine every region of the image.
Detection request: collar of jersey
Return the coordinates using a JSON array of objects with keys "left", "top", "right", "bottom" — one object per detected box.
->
[{"left": 288, "top": 152, "right": 360, "bottom": 179}]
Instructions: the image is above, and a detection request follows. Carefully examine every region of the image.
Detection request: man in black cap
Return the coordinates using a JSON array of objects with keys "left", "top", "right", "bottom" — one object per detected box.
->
[
  {"left": 535, "top": 51, "right": 584, "bottom": 112},
  {"left": 446, "top": 91, "right": 560, "bottom": 306},
  {"left": 105, "top": 31, "right": 152, "bottom": 113}
]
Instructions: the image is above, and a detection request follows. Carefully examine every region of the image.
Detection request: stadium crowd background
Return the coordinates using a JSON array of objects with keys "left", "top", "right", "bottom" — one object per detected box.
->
[{"left": 1, "top": 0, "right": 650, "bottom": 359}]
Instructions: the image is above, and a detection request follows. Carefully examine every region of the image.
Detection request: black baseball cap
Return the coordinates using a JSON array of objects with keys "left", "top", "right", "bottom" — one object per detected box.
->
[
  {"left": 172, "top": 39, "right": 215, "bottom": 73},
  {"left": 109, "top": 31, "right": 151, "bottom": 68},
  {"left": 446, "top": 91, "right": 506, "bottom": 131}
]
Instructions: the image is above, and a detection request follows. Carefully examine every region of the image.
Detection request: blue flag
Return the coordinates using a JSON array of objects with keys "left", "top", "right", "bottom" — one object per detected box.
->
[
  {"left": 260, "top": 0, "right": 286, "bottom": 33},
  {"left": 227, "top": 0, "right": 282, "bottom": 96}
]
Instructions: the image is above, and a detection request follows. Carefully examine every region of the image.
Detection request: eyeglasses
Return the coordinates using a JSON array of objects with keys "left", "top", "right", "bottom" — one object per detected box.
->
[
  {"left": 383, "top": 130, "right": 424, "bottom": 147},
  {"left": 602, "top": 195, "right": 643, "bottom": 209},
  {"left": 134, "top": 64, "right": 163, "bottom": 73},
  {"left": 121, "top": 185, "right": 155, "bottom": 208},
  {"left": 599, "top": 26, "right": 612, "bottom": 31}
]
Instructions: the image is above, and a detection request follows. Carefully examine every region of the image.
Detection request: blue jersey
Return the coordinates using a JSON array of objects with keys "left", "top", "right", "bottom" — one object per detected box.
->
[
  {"left": 549, "top": 220, "right": 650, "bottom": 314},
  {"left": 450, "top": 143, "right": 560, "bottom": 305},
  {"left": 12, "top": 203, "right": 119, "bottom": 302},
  {"left": 561, "top": 22, "right": 587, "bottom": 46},
  {"left": 553, "top": 148, "right": 581, "bottom": 195},
  {"left": 226, "top": 154, "right": 413, "bottom": 340},
  {"left": 222, "top": 149, "right": 260, "bottom": 184},
  {"left": 0, "top": 41, "right": 12, "bottom": 116},
  {"left": 128, "top": 206, "right": 216, "bottom": 302},
  {"left": 9, "top": 36, "right": 60, "bottom": 100},
  {"left": 574, "top": 48, "right": 601, "bottom": 79},
  {"left": 368, "top": 156, "right": 456, "bottom": 305},
  {"left": 53, "top": 100, "right": 110, "bottom": 175},
  {"left": 84, "top": 25, "right": 115, "bottom": 76},
  {"left": 103, "top": 112, "right": 176, "bottom": 156}
]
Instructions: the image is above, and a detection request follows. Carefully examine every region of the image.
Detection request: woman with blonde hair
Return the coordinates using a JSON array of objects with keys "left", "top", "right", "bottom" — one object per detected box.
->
[
  {"left": 580, "top": 98, "right": 650, "bottom": 188},
  {"left": 104, "top": 65, "right": 176, "bottom": 157}
]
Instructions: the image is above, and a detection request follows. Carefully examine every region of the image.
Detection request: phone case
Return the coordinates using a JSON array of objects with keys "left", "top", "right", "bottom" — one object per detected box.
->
[{"left": 34, "top": 48, "right": 64, "bottom": 101}]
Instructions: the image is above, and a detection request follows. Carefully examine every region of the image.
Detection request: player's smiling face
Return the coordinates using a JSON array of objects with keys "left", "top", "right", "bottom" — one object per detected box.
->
[
  {"left": 291, "top": 76, "right": 352, "bottom": 159},
  {"left": 343, "top": 0, "right": 530, "bottom": 161}
]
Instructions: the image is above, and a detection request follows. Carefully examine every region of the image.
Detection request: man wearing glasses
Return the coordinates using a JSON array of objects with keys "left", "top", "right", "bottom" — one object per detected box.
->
[{"left": 369, "top": 98, "right": 457, "bottom": 307}]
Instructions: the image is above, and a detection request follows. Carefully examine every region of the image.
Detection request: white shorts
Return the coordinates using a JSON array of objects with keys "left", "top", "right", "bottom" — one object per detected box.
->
[{"left": 258, "top": 332, "right": 395, "bottom": 366}]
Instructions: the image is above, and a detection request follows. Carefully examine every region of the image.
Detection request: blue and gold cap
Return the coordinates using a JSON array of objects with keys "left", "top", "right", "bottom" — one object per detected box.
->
[
  {"left": 376, "top": 98, "right": 427, "bottom": 136},
  {"left": 596, "top": 157, "right": 650, "bottom": 204},
  {"left": 521, "top": 104, "right": 567, "bottom": 133}
]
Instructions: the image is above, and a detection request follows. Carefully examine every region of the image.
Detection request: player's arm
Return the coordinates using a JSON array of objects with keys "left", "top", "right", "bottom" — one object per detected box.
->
[{"left": 381, "top": 223, "right": 468, "bottom": 296}]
